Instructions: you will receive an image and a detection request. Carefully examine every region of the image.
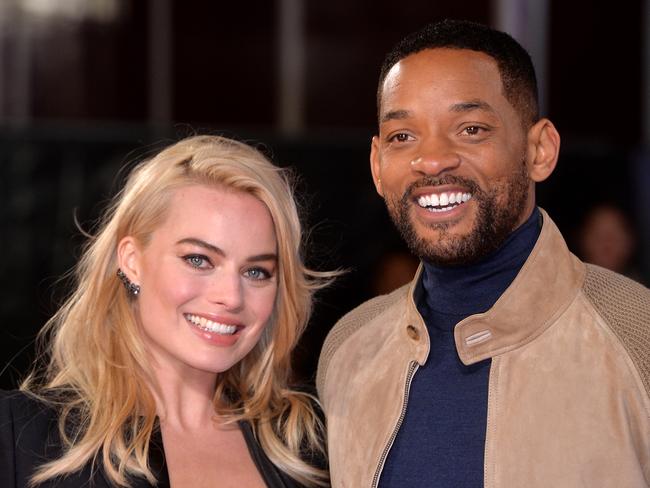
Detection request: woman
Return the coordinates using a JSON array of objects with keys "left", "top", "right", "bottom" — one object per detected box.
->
[{"left": 0, "top": 135, "right": 331, "bottom": 487}]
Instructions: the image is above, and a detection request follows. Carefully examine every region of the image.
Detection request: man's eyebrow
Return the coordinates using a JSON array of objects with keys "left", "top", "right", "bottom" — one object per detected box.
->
[
  {"left": 176, "top": 238, "right": 277, "bottom": 262},
  {"left": 380, "top": 102, "right": 495, "bottom": 123},
  {"left": 380, "top": 109, "right": 413, "bottom": 123},
  {"left": 450, "top": 100, "right": 496, "bottom": 114}
]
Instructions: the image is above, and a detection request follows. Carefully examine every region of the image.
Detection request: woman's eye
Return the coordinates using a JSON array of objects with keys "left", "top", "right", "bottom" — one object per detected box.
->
[
  {"left": 244, "top": 267, "right": 272, "bottom": 281},
  {"left": 184, "top": 254, "right": 211, "bottom": 269}
]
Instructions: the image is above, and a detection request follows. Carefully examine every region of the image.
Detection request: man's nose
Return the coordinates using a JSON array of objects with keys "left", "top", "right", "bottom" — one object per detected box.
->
[
  {"left": 411, "top": 137, "right": 461, "bottom": 176},
  {"left": 207, "top": 271, "right": 244, "bottom": 311}
]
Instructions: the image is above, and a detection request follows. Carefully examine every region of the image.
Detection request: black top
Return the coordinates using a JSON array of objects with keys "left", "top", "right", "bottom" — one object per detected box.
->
[{"left": 0, "top": 390, "right": 309, "bottom": 488}]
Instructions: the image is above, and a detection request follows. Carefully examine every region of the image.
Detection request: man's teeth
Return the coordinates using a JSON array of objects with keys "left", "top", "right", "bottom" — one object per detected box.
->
[
  {"left": 417, "top": 192, "right": 471, "bottom": 210},
  {"left": 185, "top": 314, "right": 237, "bottom": 335}
]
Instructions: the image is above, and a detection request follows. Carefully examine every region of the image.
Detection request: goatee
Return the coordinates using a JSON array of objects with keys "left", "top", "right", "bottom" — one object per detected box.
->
[{"left": 386, "top": 166, "right": 530, "bottom": 267}]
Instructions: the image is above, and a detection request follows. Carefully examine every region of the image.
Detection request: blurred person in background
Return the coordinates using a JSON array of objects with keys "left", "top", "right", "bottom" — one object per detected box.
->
[
  {"left": 576, "top": 202, "right": 644, "bottom": 284},
  {"left": 372, "top": 249, "right": 420, "bottom": 296},
  {"left": 318, "top": 19, "right": 650, "bottom": 488},
  {"left": 0, "top": 136, "right": 332, "bottom": 488}
]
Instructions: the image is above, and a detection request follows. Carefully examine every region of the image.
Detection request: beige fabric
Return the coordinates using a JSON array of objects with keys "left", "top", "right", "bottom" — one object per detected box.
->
[
  {"left": 583, "top": 265, "right": 650, "bottom": 397},
  {"left": 318, "top": 210, "right": 650, "bottom": 487}
]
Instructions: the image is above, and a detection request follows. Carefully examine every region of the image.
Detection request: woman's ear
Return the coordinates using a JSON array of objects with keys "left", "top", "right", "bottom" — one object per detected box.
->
[
  {"left": 525, "top": 118, "right": 561, "bottom": 183},
  {"left": 117, "top": 236, "right": 141, "bottom": 283}
]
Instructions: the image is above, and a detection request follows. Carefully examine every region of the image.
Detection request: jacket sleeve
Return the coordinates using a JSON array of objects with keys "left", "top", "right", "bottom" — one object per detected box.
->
[{"left": 0, "top": 390, "right": 17, "bottom": 488}]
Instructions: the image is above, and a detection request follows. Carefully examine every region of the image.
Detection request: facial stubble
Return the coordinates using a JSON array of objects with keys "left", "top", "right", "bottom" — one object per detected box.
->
[{"left": 386, "top": 162, "right": 531, "bottom": 267}]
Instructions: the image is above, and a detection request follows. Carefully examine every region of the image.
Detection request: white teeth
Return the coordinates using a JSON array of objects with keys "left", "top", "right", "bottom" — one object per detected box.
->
[
  {"left": 185, "top": 314, "right": 237, "bottom": 335},
  {"left": 417, "top": 191, "right": 473, "bottom": 209}
]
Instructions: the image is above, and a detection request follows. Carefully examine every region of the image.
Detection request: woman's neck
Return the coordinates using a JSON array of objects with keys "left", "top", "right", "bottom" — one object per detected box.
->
[{"left": 148, "top": 359, "right": 219, "bottom": 431}]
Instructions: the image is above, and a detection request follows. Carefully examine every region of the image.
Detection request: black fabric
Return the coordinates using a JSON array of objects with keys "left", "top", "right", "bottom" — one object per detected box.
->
[
  {"left": 0, "top": 390, "right": 308, "bottom": 488},
  {"left": 240, "top": 421, "right": 299, "bottom": 488}
]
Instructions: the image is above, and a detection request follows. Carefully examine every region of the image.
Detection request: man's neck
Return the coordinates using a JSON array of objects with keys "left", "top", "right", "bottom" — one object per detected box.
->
[{"left": 421, "top": 207, "right": 542, "bottom": 318}]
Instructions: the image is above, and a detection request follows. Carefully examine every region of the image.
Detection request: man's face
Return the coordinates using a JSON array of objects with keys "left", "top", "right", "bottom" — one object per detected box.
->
[{"left": 371, "top": 48, "right": 535, "bottom": 266}]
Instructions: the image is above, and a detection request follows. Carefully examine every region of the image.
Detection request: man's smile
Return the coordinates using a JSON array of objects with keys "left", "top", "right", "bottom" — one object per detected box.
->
[{"left": 416, "top": 191, "right": 473, "bottom": 212}]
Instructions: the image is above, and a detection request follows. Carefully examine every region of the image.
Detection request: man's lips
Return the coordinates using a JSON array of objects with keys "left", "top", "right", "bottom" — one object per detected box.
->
[
  {"left": 416, "top": 190, "right": 472, "bottom": 209},
  {"left": 411, "top": 186, "right": 474, "bottom": 213}
]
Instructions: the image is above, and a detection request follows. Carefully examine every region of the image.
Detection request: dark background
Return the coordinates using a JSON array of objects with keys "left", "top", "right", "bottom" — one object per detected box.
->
[{"left": 1, "top": 0, "right": 648, "bottom": 388}]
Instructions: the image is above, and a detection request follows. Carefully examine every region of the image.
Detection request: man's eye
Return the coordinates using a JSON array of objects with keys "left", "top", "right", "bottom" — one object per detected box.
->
[
  {"left": 462, "top": 126, "right": 484, "bottom": 136},
  {"left": 244, "top": 267, "right": 272, "bottom": 281},
  {"left": 389, "top": 133, "right": 413, "bottom": 143},
  {"left": 184, "top": 254, "right": 210, "bottom": 269}
]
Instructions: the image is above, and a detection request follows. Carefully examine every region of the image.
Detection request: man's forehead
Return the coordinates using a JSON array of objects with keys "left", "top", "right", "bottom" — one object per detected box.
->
[
  {"left": 379, "top": 49, "right": 506, "bottom": 115},
  {"left": 384, "top": 48, "right": 501, "bottom": 88}
]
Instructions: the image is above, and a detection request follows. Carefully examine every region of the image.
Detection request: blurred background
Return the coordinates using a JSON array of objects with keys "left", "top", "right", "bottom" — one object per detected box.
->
[{"left": 1, "top": 0, "right": 649, "bottom": 388}]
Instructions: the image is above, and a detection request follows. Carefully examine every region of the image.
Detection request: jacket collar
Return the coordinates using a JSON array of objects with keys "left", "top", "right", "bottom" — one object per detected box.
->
[{"left": 405, "top": 209, "right": 585, "bottom": 366}]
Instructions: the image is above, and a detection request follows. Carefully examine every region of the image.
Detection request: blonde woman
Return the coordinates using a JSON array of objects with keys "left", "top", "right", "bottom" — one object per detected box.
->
[{"left": 0, "top": 136, "right": 331, "bottom": 487}]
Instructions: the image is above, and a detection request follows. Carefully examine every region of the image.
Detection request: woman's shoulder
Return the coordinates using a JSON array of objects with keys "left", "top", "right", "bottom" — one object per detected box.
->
[
  {"left": 0, "top": 389, "right": 56, "bottom": 422},
  {"left": 0, "top": 389, "right": 63, "bottom": 487},
  {"left": 0, "top": 389, "right": 60, "bottom": 450}
]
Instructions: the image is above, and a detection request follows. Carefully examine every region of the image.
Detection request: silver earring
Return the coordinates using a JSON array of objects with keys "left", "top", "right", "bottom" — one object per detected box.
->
[{"left": 117, "top": 268, "right": 140, "bottom": 296}]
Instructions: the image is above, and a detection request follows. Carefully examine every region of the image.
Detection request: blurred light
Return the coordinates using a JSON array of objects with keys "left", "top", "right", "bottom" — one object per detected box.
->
[{"left": 20, "top": 0, "right": 121, "bottom": 22}]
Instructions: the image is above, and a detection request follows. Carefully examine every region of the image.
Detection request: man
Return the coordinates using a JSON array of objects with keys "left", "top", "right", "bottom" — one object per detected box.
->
[{"left": 317, "top": 19, "right": 650, "bottom": 488}]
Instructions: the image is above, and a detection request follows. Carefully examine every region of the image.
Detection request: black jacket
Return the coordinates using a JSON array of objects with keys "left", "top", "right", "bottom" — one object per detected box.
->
[{"left": 0, "top": 390, "right": 306, "bottom": 487}]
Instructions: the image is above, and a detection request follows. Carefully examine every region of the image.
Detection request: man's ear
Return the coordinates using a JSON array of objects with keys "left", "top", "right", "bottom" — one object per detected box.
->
[
  {"left": 117, "top": 236, "right": 141, "bottom": 283},
  {"left": 525, "top": 118, "right": 560, "bottom": 183},
  {"left": 370, "top": 136, "right": 384, "bottom": 196}
]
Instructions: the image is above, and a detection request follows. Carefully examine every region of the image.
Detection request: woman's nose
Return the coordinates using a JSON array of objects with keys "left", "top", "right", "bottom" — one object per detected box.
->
[{"left": 206, "top": 271, "right": 244, "bottom": 311}]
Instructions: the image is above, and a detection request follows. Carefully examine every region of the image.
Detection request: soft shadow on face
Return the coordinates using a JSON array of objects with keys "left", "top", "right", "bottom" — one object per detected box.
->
[{"left": 128, "top": 184, "right": 278, "bottom": 378}]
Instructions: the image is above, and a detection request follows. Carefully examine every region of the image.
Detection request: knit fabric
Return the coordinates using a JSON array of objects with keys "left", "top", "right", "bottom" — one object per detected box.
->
[{"left": 583, "top": 264, "right": 650, "bottom": 396}]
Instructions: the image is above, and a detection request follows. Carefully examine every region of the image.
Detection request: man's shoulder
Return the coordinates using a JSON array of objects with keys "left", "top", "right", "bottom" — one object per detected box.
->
[
  {"left": 582, "top": 264, "right": 650, "bottom": 396},
  {"left": 316, "top": 284, "right": 410, "bottom": 395}
]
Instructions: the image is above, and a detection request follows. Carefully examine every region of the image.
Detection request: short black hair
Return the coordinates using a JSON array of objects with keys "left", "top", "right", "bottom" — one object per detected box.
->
[{"left": 377, "top": 19, "right": 539, "bottom": 126}]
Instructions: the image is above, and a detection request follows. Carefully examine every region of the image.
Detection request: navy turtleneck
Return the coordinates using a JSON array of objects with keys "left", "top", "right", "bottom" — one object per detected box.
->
[{"left": 379, "top": 208, "right": 542, "bottom": 488}]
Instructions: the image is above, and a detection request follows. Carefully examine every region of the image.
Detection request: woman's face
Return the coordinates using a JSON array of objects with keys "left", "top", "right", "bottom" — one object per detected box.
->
[{"left": 121, "top": 184, "right": 278, "bottom": 377}]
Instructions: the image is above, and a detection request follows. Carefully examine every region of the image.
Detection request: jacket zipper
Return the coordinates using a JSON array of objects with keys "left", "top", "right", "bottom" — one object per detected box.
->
[{"left": 371, "top": 360, "right": 418, "bottom": 488}]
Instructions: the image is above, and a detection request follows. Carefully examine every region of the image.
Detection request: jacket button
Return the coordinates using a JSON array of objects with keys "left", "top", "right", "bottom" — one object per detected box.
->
[{"left": 406, "top": 324, "right": 420, "bottom": 341}]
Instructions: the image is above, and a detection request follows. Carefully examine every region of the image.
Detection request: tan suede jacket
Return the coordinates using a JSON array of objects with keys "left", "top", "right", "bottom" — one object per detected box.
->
[{"left": 317, "top": 210, "right": 650, "bottom": 488}]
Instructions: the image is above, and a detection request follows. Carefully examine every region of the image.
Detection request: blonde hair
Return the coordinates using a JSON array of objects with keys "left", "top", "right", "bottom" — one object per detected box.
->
[{"left": 21, "top": 135, "right": 331, "bottom": 487}]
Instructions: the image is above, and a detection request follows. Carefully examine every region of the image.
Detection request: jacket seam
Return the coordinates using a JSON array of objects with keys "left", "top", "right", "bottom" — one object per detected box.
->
[
  {"left": 317, "top": 286, "right": 408, "bottom": 396},
  {"left": 581, "top": 265, "right": 650, "bottom": 400},
  {"left": 581, "top": 293, "right": 650, "bottom": 417}
]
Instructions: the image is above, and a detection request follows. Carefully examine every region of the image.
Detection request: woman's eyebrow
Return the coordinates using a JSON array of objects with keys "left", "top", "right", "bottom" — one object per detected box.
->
[
  {"left": 176, "top": 237, "right": 224, "bottom": 256},
  {"left": 247, "top": 253, "right": 278, "bottom": 263},
  {"left": 177, "top": 237, "right": 277, "bottom": 263}
]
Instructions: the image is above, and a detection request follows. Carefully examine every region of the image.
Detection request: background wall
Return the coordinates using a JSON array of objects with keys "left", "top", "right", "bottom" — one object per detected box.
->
[{"left": 1, "top": 0, "right": 648, "bottom": 388}]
